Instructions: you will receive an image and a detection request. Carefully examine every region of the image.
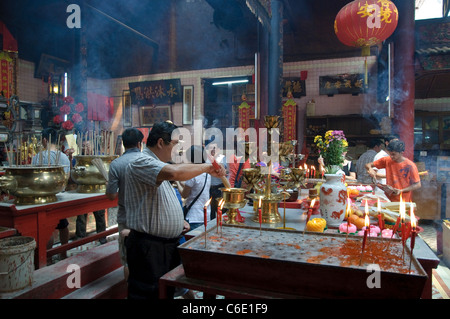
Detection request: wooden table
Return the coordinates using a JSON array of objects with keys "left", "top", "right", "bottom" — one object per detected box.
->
[{"left": 0, "top": 191, "right": 118, "bottom": 269}]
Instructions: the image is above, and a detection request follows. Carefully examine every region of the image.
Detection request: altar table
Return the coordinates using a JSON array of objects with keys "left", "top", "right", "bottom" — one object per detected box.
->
[
  {"left": 0, "top": 191, "right": 118, "bottom": 269},
  {"left": 182, "top": 203, "right": 440, "bottom": 299}
]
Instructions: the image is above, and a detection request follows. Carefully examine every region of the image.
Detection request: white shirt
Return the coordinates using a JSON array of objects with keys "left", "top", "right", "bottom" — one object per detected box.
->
[
  {"left": 373, "top": 149, "right": 388, "bottom": 184},
  {"left": 184, "top": 173, "right": 211, "bottom": 223}
]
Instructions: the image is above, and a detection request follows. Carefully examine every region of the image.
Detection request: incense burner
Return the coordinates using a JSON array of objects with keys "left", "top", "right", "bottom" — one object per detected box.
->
[
  {"left": 219, "top": 187, "right": 248, "bottom": 224},
  {"left": 71, "top": 155, "right": 118, "bottom": 193},
  {"left": 179, "top": 225, "right": 428, "bottom": 299},
  {"left": 0, "top": 166, "right": 67, "bottom": 205}
]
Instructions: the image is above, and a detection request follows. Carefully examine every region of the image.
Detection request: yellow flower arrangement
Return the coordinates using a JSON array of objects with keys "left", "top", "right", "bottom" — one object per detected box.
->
[{"left": 314, "top": 130, "right": 348, "bottom": 174}]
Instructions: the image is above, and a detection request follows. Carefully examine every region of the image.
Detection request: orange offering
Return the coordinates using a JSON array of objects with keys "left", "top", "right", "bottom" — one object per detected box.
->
[{"left": 348, "top": 214, "right": 365, "bottom": 229}]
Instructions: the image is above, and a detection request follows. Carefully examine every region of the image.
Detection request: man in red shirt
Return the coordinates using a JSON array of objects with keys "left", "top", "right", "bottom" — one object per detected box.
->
[{"left": 365, "top": 139, "right": 421, "bottom": 202}]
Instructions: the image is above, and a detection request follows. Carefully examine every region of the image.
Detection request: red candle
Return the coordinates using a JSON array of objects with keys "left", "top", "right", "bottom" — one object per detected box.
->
[
  {"left": 306, "top": 198, "right": 316, "bottom": 224},
  {"left": 359, "top": 204, "right": 370, "bottom": 265},
  {"left": 204, "top": 197, "right": 212, "bottom": 248},
  {"left": 303, "top": 198, "right": 316, "bottom": 235},
  {"left": 400, "top": 200, "right": 406, "bottom": 247},
  {"left": 345, "top": 197, "right": 352, "bottom": 240},
  {"left": 409, "top": 205, "right": 417, "bottom": 272},
  {"left": 377, "top": 198, "right": 384, "bottom": 230},
  {"left": 258, "top": 197, "right": 262, "bottom": 235},
  {"left": 217, "top": 199, "right": 224, "bottom": 233},
  {"left": 204, "top": 197, "right": 212, "bottom": 227},
  {"left": 219, "top": 200, "right": 224, "bottom": 236}
]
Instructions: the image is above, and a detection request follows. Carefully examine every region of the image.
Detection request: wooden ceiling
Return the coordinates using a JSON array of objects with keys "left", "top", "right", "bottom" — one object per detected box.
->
[{"left": 0, "top": 0, "right": 449, "bottom": 98}]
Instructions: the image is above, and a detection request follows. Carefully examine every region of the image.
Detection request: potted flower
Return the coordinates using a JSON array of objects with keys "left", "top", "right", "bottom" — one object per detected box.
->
[
  {"left": 314, "top": 130, "right": 348, "bottom": 174},
  {"left": 314, "top": 130, "right": 348, "bottom": 228}
]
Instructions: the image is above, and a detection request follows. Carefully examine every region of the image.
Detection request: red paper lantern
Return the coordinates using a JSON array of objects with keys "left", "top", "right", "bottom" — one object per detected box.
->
[{"left": 334, "top": 0, "right": 399, "bottom": 56}]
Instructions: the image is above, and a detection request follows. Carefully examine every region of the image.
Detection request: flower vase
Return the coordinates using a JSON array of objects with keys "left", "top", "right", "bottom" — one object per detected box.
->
[{"left": 319, "top": 173, "right": 347, "bottom": 228}]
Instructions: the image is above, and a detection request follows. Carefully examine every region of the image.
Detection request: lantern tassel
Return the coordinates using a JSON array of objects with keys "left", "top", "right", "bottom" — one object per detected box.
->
[{"left": 364, "top": 56, "right": 368, "bottom": 89}]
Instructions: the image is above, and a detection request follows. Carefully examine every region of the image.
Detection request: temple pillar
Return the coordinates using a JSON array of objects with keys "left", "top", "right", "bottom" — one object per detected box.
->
[
  {"left": 393, "top": 0, "right": 415, "bottom": 160},
  {"left": 267, "top": 0, "right": 283, "bottom": 116}
]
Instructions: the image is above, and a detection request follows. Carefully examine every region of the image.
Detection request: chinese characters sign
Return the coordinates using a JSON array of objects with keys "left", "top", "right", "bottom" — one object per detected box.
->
[
  {"left": 282, "top": 78, "right": 306, "bottom": 98},
  {"left": 129, "top": 79, "right": 182, "bottom": 106},
  {"left": 0, "top": 51, "right": 13, "bottom": 99},
  {"left": 139, "top": 105, "right": 172, "bottom": 127},
  {"left": 319, "top": 74, "right": 365, "bottom": 96}
]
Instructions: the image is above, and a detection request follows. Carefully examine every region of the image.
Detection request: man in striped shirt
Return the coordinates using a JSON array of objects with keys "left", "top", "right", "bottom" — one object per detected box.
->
[
  {"left": 124, "top": 121, "right": 226, "bottom": 299},
  {"left": 106, "top": 127, "right": 144, "bottom": 282}
]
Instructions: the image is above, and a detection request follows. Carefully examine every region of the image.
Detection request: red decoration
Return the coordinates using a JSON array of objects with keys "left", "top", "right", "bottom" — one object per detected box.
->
[
  {"left": 238, "top": 94, "right": 253, "bottom": 132},
  {"left": 62, "top": 120, "right": 74, "bottom": 130},
  {"left": 53, "top": 114, "right": 64, "bottom": 124},
  {"left": 60, "top": 104, "right": 71, "bottom": 115},
  {"left": 75, "top": 102, "right": 84, "bottom": 113},
  {"left": 282, "top": 91, "right": 297, "bottom": 142},
  {"left": 72, "top": 113, "right": 83, "bottom": 124},
  {"left": 87, "top": 92, "right": 113, "bottom": 121},
  {"left": 0, "top": 53, "right": 13, "bottom": 99},
  {"left": 53, "top": 96, "right": 85, "bottom": 131},
  {"left": 0, "top": 22, "right": 18, "bottom": 52},
  {"left": 300, "top": 71, "right": 308, "bottom": 81},
  {"left": 63, "top": 96, "right": 75, "bottom": 104},
  {"left": 334, "top": 0, "right": 398, "bottom": 55}
]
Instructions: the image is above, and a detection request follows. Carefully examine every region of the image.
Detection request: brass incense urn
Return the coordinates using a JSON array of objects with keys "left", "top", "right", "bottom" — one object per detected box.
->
[
  {"left": 0, "top": 166, "right": 68, "bottom": 205},
  {"left": 219, "top": 187, "right": 248, "bottom": 225},
  {"left": 71, "top": 155, "right": 118, "bottom": 193}
]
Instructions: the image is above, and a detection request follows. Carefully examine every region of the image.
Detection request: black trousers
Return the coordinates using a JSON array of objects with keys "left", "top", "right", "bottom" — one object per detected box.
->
[
  {"left": 125, "top": 230, "right": 181, "bottom": 299},
  {"left": 209, "top": 183, "right": 224, "bottom": 220},
  {"left": 75, "top": 210, "right": 106, "bottom": 238}
]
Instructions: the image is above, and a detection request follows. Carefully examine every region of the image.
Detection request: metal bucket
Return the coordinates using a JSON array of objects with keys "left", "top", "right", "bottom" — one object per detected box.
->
[{"left": 0, "top": 236, "right": 36, "bottom": 292}]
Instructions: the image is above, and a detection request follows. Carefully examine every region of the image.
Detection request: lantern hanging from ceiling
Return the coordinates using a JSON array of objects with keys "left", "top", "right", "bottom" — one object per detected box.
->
[{"left": 334, "top": 0, "right": 399, "bottom": 86}]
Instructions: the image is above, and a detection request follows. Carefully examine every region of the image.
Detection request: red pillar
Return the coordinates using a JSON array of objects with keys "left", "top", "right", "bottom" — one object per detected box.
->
[{"left": 393, "top": 0, "right": 415, "bottom": 160}]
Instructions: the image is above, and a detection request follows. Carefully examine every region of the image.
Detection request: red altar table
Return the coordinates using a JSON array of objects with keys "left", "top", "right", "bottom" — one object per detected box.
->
[{"left": 0, "top": 191, "right": 118, "bottom": 269}]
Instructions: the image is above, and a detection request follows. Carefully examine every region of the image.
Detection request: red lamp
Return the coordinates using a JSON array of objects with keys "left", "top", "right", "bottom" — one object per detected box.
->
[{"left": 334, "top": 0, "right": 398, "bottom": 85}]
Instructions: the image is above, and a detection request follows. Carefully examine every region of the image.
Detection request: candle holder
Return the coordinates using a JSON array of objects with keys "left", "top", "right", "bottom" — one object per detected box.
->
[
  {"left": 242, "top": 167, "right": 264, "bottom": 193},
  {"left": 280, "top": 167, "right": 307, "bottom": 190},
  {"left": 220, "top": 187, "right": 248, "bottom": 225},
  {"left": 264, "top": 115, "right": 280, "bottom": 129},
  {"left": 242, "top": 167, "right": 265, "bottom": 215},
  {"left": 248, "top": 192, "right": 285, "bottom": 223}
]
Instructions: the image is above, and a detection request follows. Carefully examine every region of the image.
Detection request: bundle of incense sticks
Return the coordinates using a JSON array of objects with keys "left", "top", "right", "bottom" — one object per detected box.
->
[
  {"left": 4, "top": 133, "right": 56, "bottom": 167},
  {"left": 77, "top": 130, "right": 116, "bottom": 156}
]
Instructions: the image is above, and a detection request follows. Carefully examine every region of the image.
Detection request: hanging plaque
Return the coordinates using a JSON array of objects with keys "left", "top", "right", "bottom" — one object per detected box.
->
[{"left": 129, "top": 79, "right": 182, "bottom": 106}]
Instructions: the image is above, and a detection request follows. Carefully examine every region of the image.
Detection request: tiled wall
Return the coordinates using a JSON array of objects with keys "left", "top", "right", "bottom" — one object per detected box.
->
[
  {"left": 17, "top": 56, "right": 449, "bottom": 138},
  {"left": 17, "top": 59, "right": 48, "bottom": 103},
  {"left": 284, "top": 56, "right": 380, "bottom": 116}
]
